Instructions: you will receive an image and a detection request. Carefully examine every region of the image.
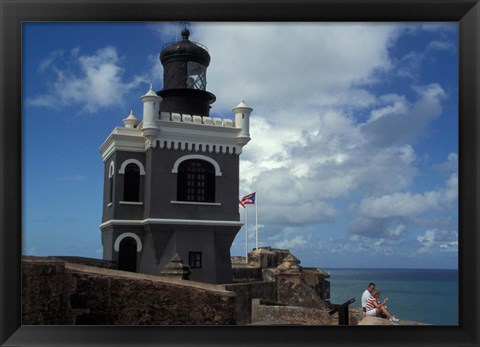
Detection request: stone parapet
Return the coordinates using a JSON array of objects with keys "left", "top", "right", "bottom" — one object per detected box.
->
[
  {"left": 22, "top": 257, "right": 68, "bottom": 325},
  {"left": 358, "top": 315, "right": 430, "bottom": 326},
  {"left": 251, "top": 300, "right": 334, "bottom": 325},
  {"left": 231, "top": 266, "right": 263, "bottom": 282},
  {"left": 225, "top": 282, "right": 276, "bottom": 325},
  {"left": 51, "top": 256, "right": 117, "bottom": 269},
  {"left": 22, "top": 256, "right": 236, "bottom": 325}
]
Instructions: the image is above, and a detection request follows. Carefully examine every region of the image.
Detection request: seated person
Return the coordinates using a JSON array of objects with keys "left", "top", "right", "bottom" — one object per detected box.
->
[
  {"left": 361, "top": 282, "right": 375, "bottom": 312},
  {"left": 365, "top": 290, "right": 399, "bottom": 322}
]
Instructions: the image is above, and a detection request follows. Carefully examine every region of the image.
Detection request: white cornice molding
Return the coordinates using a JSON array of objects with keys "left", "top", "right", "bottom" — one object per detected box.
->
[
  {"left": 151, "top": 119, "right": 244, "bottom": 154},
  {"left": 100, "top": 218, "right": 243, "bottom": 229},
  {"left": 100, "top": 113, "right": 251, "bottom": 160},
  {"left": 99, "top": 127, "right": 145, "bottom": 162}
]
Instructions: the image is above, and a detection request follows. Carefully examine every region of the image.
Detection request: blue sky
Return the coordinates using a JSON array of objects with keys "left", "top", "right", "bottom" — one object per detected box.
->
[{"left": 22, "top": 22, "right": 458, "bottom": 269}]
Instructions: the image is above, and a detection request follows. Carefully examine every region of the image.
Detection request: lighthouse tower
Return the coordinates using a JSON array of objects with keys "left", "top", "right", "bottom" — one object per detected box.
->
[{"left": 99, "top": 26, "right": 252, "bottom": 284}]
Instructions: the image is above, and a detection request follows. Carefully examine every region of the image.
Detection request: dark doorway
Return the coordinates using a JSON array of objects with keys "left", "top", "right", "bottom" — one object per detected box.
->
[{"left": 118, "top": 237, "right": 137, "bottom": 272}]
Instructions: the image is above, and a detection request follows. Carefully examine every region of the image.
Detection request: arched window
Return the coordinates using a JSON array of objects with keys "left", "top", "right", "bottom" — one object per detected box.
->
[
  {"left": 109, "top": 176, "right": 114, "bottom": 203},
  {"left": 108, "top": 162, "right": 115, "bottom": 204},
  {"left": 124, "top": 163, "right": 140, "bottom": 202},
  {"left": 177, "top": 160, "right": 215, "bottom": 202}
]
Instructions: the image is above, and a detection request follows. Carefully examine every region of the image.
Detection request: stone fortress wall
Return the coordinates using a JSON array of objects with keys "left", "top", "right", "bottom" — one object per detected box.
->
[
  {"left": 22, "top": 257, "right": 236, "bottom": 325},
  {"left": 22, "top": 248, "right": 334, "bottom": 325}
]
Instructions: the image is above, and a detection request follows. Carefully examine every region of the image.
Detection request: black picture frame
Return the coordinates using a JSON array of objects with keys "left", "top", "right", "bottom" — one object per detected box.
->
[{"left": 1, "top": 0, "right": 479, "bottom": 346}]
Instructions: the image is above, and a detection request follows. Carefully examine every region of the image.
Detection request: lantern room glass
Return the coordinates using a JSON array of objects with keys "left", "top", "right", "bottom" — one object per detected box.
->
[{"left": 187, "top": 62, "right": 207, "bottom": 90}]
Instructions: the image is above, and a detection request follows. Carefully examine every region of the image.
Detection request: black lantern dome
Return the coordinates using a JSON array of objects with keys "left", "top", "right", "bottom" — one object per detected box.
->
[
  {"left": 160, "top": 28, "right": 211, "bottom": 67},
  {"left": 158, "top": 26, "right": 216, "bottom": 117}
]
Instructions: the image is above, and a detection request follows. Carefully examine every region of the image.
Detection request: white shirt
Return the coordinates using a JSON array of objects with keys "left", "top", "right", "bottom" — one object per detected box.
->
[{"left": 361, "top": 289, "right": 371, "bottom": 308}]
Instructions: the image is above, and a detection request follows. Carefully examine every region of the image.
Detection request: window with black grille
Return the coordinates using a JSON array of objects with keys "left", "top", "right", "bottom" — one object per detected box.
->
[
  {"left": 189, "top": 252, "right": 202, "bottom": 269},
  {"left": 124, "top": 163, "right": 140, "bottom": 202},
  {"left": 177, "top": 160, "right": 215, "bottom": 202}
]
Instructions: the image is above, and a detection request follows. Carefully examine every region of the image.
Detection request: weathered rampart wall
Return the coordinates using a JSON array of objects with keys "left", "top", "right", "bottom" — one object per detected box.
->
[
  {"left": 22, "top": 257, "right": 236, "bottom": 325},
  {"left": 22, "top": 258, "right": 67, "bottom": 324},
  {"left": 225, "top": 282, "right": 276, "bottom": 325},
  {"left": 251, "top": 300, "right": 334, "bottom": 325},
  {"left": 231, "top": 266, "right": 263, "bottom": 282},
  {"left": 51, "top": 256, "right": 117, "bottom": 269},
  {"left": 22, "top": 254, "right": 334, "bottom": 326}
]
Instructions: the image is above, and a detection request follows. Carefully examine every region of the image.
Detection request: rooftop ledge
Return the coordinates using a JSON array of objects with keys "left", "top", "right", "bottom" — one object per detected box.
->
[
  {"left": 100, "top": 218, "right": 243, "bottom": 229},
  {"left": 162, "top": 112, "right": 237, "bottom": 128},
  {"left": 99, "top": 113, "right": 248, "bottom": 161}
]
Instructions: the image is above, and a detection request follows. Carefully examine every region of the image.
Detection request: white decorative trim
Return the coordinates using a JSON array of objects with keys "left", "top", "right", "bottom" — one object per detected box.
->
[
  {"left": 109, "top": 161, "right": 115, "bottom": 178},
  {"left": 171, "top": 154, "right": 222, "bottom": 176},
  {"left": 119, "top": 201, "right": 144, "bottom": 206},
  {"left": 119, "top": 159, "right": 146, "bottom": 175},
  {"left": 171, "top": 201, "right": 221, "bottom": 206},
  {"left": 154, "top": 119, "right": 244, "bottom": 155},
  {"left": 114, "top": 232, "right": 143, "bottom": 252},
  {"left": 156, "top": 140, "right": 240, "bottom": 155},
  {"left": 100, "top": 115, "right": 249, "bottom": 159},
  {"left": 99, "top": 127, "right": 145, "bottom": 162},
  {"left": 100, "top": 218, "right": 243, "bottom": 229},
  {"left": 162, "top": 112, "right": 237, "bottom": 128},
  {"left": 107, "top": 202, "right": 113, "bottom": 207}
]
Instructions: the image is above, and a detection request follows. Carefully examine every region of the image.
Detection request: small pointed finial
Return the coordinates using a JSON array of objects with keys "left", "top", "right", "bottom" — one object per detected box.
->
[
  {"left": 123, "top": 109, "right": 139, "bottom": 128},
  {"left": 125, "top": 110, "right": 137, "bottom": 120},
  {"left": 142, "top": 83, "right": 159, "bottom": 98},
  {"left": 181, "top": 22, "right": 190, "bottom": 40}
]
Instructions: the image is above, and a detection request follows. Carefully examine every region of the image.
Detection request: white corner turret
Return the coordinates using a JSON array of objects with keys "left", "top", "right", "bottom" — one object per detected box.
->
[
  {"left": 140, "top": 84, "right": 162, "bottom": 144},
  {"left": 233, "top": 99, "right": 252, "bottom": 146},
  {"left": 122, "top": 110, "right": 140, "bottom": 128}
]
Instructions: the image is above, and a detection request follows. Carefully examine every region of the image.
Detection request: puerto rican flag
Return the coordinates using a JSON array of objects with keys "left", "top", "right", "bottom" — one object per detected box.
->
[{"left": 239, "top": 192, "right": 256, "bottom": 208}]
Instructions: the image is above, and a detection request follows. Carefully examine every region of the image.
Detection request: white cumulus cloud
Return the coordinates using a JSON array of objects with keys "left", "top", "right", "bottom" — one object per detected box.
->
[
  {"left": 28, "top": 46, "right": 147, "bottom": 114},
  {"left": 349, "top": 172, "right": 457, "bottom": 237},
  {"left": 274, "top": 235, "right": 308, "bottom": 250},
  {"left": 185, "top": 24, "right": 456, "bottom": 250},
  {"left": 415, "top": 228, "right": 458, "bottom": 255}
]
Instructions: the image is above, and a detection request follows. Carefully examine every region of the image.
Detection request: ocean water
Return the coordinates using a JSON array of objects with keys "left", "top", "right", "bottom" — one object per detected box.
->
[{"left": 326, "top": 268, "right": 458, "bottom": 325}]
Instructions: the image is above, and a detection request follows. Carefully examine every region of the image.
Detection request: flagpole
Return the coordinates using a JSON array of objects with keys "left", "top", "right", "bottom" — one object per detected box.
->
[
  {"left": 245, "top": 205, "right": 249, "bottom": 263},
  {"left": 255, "top": 192, "right": 259, "bottom": 250}
]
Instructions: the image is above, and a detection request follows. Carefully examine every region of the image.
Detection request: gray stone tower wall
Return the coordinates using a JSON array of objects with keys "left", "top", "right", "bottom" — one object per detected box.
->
[
  {"left": 100, "top": 146, "right": 241, "bottom": 283},
  {"left": 144, "top": 148, "right": 240, "bottom": 220},
  {"left": 102, "top": 151, "right": 146, "bottom": 223}
]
